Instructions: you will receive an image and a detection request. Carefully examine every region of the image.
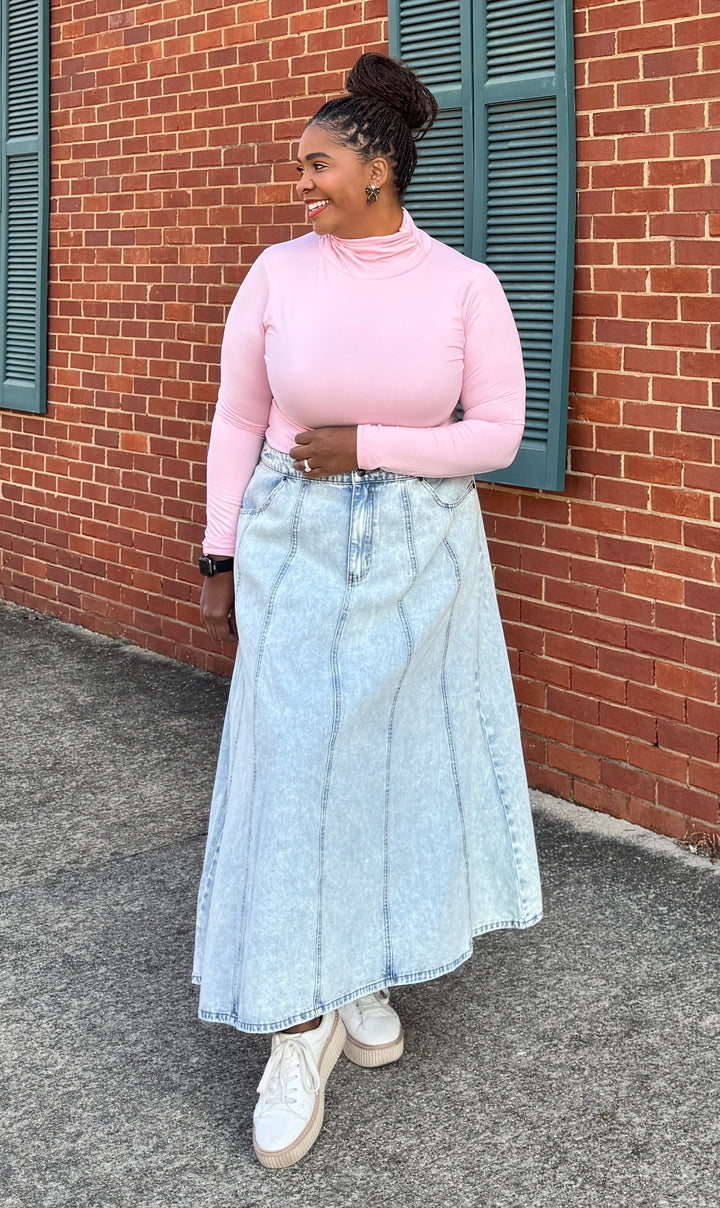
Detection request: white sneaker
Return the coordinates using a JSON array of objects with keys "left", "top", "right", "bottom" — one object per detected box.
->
[
  {"left": 339, "top": 990, "right": 404, "bottom": 1068},
  {"left": 252, "top": 1010, "right": 346, "bottom": 1169}
]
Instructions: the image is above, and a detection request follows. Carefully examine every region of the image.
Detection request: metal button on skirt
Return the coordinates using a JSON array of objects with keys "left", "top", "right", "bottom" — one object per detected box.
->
[{"left": 192, "top": 444, "right": 542, "bottom": 1033}]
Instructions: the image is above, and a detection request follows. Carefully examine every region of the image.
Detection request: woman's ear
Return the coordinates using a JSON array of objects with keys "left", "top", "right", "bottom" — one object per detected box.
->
[{"left": 368, "top": 156, "right": 391, "bottom": 189}]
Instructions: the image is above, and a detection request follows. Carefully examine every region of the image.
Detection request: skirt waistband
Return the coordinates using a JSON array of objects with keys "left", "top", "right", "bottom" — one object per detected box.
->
[{"left": 260, "top": 443, "right": 418, "bottom": 485}]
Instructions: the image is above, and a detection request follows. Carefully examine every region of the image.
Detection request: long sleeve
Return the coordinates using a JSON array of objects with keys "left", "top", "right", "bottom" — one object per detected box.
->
[
  {"left": 203, "top": 259, "right": 274, "bottom": 556},
  {"left": 355, "top": 266, "right": 525, "bottom": 478}
]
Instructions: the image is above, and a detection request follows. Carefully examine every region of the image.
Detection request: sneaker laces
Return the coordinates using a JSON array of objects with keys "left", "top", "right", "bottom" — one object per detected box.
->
[
  {"left": 353, "top": 989, "right": 391, "bottom": 1023},
  {"left": 256, "top": 1032, "right": 321, "bottom": 1116}
]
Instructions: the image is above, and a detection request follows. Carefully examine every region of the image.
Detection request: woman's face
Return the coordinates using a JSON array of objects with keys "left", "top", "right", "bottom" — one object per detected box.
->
[{"left": 295, "top": 124, "right": 388, "bottom": 239}]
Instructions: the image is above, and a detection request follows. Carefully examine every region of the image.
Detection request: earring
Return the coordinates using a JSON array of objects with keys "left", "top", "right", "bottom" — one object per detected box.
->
[{"left": 365, "top": 184, "right": 380, "bottom": 205}]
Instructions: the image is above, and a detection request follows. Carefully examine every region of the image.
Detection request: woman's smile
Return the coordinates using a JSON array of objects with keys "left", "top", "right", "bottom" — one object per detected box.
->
[{"left": 306, "top": 199, "right": 330, "bottom": 220}]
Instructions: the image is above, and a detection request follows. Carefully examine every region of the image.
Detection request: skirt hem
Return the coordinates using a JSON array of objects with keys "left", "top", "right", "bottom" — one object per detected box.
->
[{"left": 192, "top": 909, "right": 543, "bottom": 1034}]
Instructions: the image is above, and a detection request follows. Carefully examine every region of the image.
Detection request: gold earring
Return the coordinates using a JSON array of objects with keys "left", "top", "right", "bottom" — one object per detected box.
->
[{"left": 365, "top": 184, "right": 380, "bottom": 205}]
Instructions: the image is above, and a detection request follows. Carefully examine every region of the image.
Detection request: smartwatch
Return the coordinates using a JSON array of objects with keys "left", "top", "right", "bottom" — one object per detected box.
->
[{"left": 198, "top": 555, "right": 234, "bottom": 577}]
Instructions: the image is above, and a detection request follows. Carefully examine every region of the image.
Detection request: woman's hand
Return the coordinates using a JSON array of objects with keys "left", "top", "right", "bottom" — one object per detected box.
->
[
  {"left": 290, "top": 426, "right": 359, "bottom": 477},
  {"left": 200, "top": 573, "right": 237, "bottom": 644}
]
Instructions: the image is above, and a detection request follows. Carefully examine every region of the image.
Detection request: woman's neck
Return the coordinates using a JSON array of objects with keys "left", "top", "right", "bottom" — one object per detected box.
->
[{"left": 336, "top": 201, "right": 404, "bottom": 240}]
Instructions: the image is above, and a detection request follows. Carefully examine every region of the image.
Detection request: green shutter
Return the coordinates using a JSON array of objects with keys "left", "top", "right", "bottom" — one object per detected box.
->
[
  {"left": 475, "top": 0, "right": 574, "bottom": 490},
  {"left": 387, "top": 0, "right": 575, "bottom": 491},
  {"left": 0, "top": 0, "right": 49, "bottom": 415},
  {"left": 388, "top": 0, "right": 474, "bottom": 254}
]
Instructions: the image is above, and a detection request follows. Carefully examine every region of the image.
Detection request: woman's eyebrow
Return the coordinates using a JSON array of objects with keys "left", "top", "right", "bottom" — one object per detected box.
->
[{"left": 296, "top": 151, "right": 334, "bottom": 163}]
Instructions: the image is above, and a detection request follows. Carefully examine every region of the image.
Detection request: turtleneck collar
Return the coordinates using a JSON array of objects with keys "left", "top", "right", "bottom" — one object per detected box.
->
[{"left": 317, "top": 208, "right": 433, "bottom": 279}]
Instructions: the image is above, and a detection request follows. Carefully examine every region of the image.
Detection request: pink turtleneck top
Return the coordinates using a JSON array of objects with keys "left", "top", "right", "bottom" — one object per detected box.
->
[{"left": 203, "top": 211, "right": 525, "bottom": 555}]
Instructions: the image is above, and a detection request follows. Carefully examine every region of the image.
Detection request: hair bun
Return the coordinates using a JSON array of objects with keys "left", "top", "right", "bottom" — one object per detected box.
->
[{"left": 345, "top": 53, "right": 437, "bottom": 139}]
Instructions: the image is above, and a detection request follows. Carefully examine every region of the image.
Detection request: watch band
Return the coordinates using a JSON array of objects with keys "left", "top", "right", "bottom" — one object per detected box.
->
[{"left": 198, "top": 555, "right": 234, "bottom": 577}]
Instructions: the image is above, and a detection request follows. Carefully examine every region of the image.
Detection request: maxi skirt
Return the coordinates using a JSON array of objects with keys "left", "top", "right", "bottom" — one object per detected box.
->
[{"left": 192, "top": 445, "right": 542, "bottom": 1033}]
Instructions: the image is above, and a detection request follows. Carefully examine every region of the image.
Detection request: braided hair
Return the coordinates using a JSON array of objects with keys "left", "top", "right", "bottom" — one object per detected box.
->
[{"left": 307, "top": 54, "right": 438, "bottom": 199}]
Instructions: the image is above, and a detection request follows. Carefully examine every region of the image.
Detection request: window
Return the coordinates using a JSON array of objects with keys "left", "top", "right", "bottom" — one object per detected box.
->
[
  {"left": 388, "top": 0, "right": 575, "bottom": 491},
  {"left": 0, "top": 0, "right": 49, "bottom": 415}
]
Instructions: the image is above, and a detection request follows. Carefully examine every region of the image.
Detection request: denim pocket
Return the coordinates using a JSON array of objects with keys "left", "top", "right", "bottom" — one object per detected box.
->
[
  {"left": 239, "top": 463, "right": 290, "bottom": 516},
  {"left": 418, "top": 476, "right": 476, "bottom": 510}
]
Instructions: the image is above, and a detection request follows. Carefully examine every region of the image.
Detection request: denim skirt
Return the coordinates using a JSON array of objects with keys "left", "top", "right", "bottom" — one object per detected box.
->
[{"left": 192, "top": 445, "right": 542, "bottom": 1033}]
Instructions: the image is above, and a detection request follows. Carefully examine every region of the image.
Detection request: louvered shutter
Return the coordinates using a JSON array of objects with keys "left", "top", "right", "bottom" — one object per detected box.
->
[
  {"left": 475, "top": 0, "right": 574, "bottom": 489},
  {"left": 0, "top": 0, "right": 49, "bottom": 414},
  {"left": 388, "top": 0, "right": 575, "bottom": 491},
  {"left": 388, "top": 0, "right": 474, "bottom": 254}
]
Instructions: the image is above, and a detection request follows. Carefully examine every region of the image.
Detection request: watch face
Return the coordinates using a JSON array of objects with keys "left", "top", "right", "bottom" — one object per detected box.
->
[{"left": 198, "top": 556, "right": 214, "bottom": 576}]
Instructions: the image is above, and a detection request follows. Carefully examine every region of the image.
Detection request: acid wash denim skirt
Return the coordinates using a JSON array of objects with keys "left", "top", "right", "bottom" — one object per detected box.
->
[{"left": 192, "top": 444, "right": 542, "bottom": 1033}]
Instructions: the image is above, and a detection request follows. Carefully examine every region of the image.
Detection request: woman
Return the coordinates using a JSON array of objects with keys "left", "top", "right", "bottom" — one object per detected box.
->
[{"left": 194, "top": 53, "right": 542, "bottom": 1169}]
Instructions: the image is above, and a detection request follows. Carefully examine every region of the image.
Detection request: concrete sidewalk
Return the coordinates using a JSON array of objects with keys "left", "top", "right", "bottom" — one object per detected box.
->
[{"left": 1, "top": 601, "right": 719, "bottom": 1208}]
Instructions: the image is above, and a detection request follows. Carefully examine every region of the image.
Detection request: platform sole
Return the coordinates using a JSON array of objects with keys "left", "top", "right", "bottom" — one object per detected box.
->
[
  {"left": 342, "top": 1028, "right": 404, "bottom": 1068},
  {"left": 253, "top": 1012, "right": 347, "bottom": 1170}
]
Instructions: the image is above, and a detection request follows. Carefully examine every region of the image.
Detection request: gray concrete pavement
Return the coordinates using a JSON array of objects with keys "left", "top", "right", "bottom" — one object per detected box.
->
[{"left": 1, "top": 601, "right": 719, "bottom": 1208}]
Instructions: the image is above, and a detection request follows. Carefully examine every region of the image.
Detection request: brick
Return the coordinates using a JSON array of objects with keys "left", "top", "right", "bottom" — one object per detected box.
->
[
  {"left": 657, "top": 782, "right": 719, "bottom": 826},
  {"left": 624, "top": 454, "right": 682, "bottom": 485},
  {"left": 548, "top": 743, "right": 602, "bottom": 782},
  {"left": 600, "top": 701, "right": 660, "bottom": 746},
  {"left": 626, "top": 800, "right": 693, "bottom": 841},
  {"left": 657, "top": 719, "right": 717, "bottom": 762},
  {"left": 685, "top": 639, "right": 720, "bottom": 674},
  {"left": 597, "top": 535, "right": 654, "bottom": 567},
  {"left": 683, "top": 521, "right": 720, "bottom": 554},
  {"left": 621, "top": 294, "right": 677, "bottom": 320},
  {"left": 617, "top": 240, "right": 672, "bottom": 267},
  {"left": 617, "top": 22, "right": 673, "bottom": 53},
  {"left": 595, "top": 372, "right": 650, "bottom": 401},
  {"left": 512, "top": 677, "right": 547, "bottom": 709},
  {"left": 656, "top": 659, "right": 716, "bottom": 701},
  {"left": 644, "top": 47, "right": 700, "bottom": 78},
  {"left": 674, "top": 15, "right": 720, "bottom": 45},
  {"left": 674, "top": 185, "right": 720, "bottom": 213},
  {"left": 570, "top": 448, "right": 624, "bottom": 478},
  {"left": 654, "top": 544, "right": 714, "bottom": 582},
  {"left": 652, "top": 376, "right": 709, "bottom": 405},
  {"left": 681, "top": 405, "right": 720, "bottom": 435},
  {"left": 688, "top": 759, "right": 720, "bottom": 796},
  {"left": 518, "top": 600, "right": 572, "bottom": 637},
  {"left": 519, "top": 653, "right": 572, "bottom": 688},
  {"left": 649, "top": 213, "right": 706, "bottom": 239},
  {"left": 594, "top": 477, "right": 650, "bottom": 509},
  {"left": 593, "top": 109, "right": 647, "bottom": 136},
  {"left": 652, "top": 321, "right": 709, "bottom": 348},
  {"left": 520, "top": 706, "right": 573, "bottom": 746},
  {"left": 686, "top": 700, "right": 720, "bottom": 740},
  {"left": 680, "top": 350, "right": 720, "bottom": 379},
  {"left": 674, "top": 130, "right": 720, "bottom": 158},
  {"left": 644, "top": 0, "right": 700, "bottom": 18},
  {"left": 598, "top": 645, "right": 654, "bottom": 684},
  {"left": 614, "top": 187, "right": 670, "bottom": 214},
  {"left": 625, "top": 568, "right": 685, "bottom": 603},
  {"left": 601, "top": 760, "right": 656, "bottom": 803},
  {"left": 624, "top": 346, "right": 677, "bottom": 375},
  {"left": 682, "top": 296, "right": 720, "bottom": 323},
  {"left": 648, "top": 159, "right": 706, "bottom": 187},
  {"left": 650, "top": 267, "right": 709, "bottom": 294},
  {"left": 626, "top": 681, "right": 684, "bottom": 722},
  {"left": 526, "top": 765, "right": 573, "bottom": 802},
  {"left": 596, "top": 422, "right": 651, "bottom": 453},
  {"left": 656, "top": 604, "right": 715, "bottom": 643},
  {"left": 616, "top": 78, "right": 671, "bottom": 107}
]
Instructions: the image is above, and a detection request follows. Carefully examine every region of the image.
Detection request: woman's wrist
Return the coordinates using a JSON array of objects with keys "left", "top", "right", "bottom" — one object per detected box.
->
[{"left": 198, "top": 554, "right": 235, "bottom": 577}]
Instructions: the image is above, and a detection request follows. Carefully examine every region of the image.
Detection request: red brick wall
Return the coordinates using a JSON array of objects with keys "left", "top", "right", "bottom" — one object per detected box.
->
[
  {"left": 479, "top": 0, "right": 720, "bottom": 847},
  {"left": 0, "top": 0, "right": 385, "bottom": 674},
  {"left": 0, "top": 0, "right": 718, "bottom": 847}
]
